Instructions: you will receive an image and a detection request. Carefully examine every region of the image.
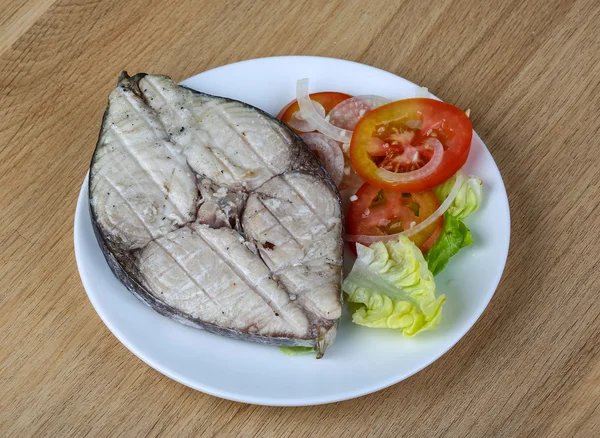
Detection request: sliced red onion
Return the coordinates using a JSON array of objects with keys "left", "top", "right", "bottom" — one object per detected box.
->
[
  {"left": 344, "top": 172, "right": 465, "bottom": 244},
  {"left": 328, "top": 95, "right": 390, "bottom": 130},
  {"left": 297, "top": 79, "right": 353, "bottom": 143},
  {"left": 300, "top": 132, "right": 344, "bottom": 186},
  {"left": 287, "top": 101, "right": 326, "bottom": 132},
  {"left": 374, "top": 137, "right": 444, "bottom": 182}
]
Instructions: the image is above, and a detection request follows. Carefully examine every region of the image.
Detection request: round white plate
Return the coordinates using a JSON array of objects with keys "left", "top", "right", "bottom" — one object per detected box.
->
[{"left": 74, "top": 56, "right": 510, "bottom": 406}]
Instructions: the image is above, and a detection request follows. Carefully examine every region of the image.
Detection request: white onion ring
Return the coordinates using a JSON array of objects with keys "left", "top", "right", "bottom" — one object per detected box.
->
[
  {"left": 287, "top": 101, "right": 326, "bottom": 132},
  {"left": 374, "top": 137, "right": 444, "bottom": 182},
  {"left": 300, "top": 132, "right": 345, "bottom": 186},
  {"left": 328, "top": 95, "right": 390, "bottom": 130},
  {"left": 344, "top": 172, "right": 465, "bottom": 244},
  {"left": 296, "top": 79, "right": 353, "bottom": 143}
]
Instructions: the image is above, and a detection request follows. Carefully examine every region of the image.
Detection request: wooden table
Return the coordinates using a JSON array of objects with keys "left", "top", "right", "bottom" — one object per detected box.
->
[{"left": 2, "top": 0, "right": 599, "bottom": 436}]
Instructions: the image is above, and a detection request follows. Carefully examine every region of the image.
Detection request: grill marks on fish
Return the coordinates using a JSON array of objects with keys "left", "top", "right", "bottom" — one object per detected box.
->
[
  {"left": 140, "top": 75, "right": 292, "bottom": 190},
  {"left": 106, "top": 124, "right": 189, "bottom": 221},
  {"left": 211, "top": 103, "right": 286, "bottom": 176},
  {"left": 116, "top": 86, "right": 174, "bottom": 154},
  {"left": 255, "top": 196, "right": 306, "bottom": 250},
  {"left": 146, "top": 230, "right": 223, "bottom": 309},
  {"left": 91, "top": 77, "right": 197, "bottom": 250},
  {"left": 96, "top": 173, "right": 155, "bottom": 242},
  {"left": 277, "top": 264, "right": 342, "bottom": 321},
  {"left": 243, "top": 173, "right": 343, "bottom": 322},
  {"left": 143, "top": 78, "right": 239, "bottom": 180},
  {"left": 90, "top": 72, "right": 343, "bottom": 355},
  {"left": 137, "top": 225, "right": 310, "bottom": 336}
]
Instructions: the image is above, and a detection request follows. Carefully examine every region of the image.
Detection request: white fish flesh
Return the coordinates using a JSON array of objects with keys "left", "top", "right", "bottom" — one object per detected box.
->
[{"left": 89, "top": 73, "right": 343, "bottom": 357}]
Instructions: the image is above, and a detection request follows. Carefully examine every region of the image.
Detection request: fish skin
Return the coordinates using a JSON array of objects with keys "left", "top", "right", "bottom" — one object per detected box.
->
[{"left": 89, "top": 72, "right": 343, "bottom": 356}]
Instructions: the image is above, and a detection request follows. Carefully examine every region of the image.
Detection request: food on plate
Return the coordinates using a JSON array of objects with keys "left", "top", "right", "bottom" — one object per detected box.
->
[
  {"left": 89, "top": 72, "right": 343, "bottom": 357},
  {"left": 345, "top": 184, "right": 443, "bottom": 252},
  {"left": 279, "top": 346, "right": 317, "bottom": 356},
  {"left": 90, "top": 71, "right": 484, "bottom": 357},
  {"left": 350, "top": 98, "right": 472, "bottom": 192},
  {"left": 433, "top": 173, "right": 482, "bottom": 220},
  {"left": 299, "top": 133, "right": 345, "bottom": 186},
  {"left": 275, "top": 80, "right": 483, "bottom": 339},
  {"left": 342, "top": 236, "right": 445, "bottom": 335},
  {"left": 277, "top": 91, "right": 352, "bottom": 134},
  {"left": 327, "top": 95, "right": 390, "bottom": 130},
  {"left": 425, "top": 174, "right": 482, "bottom": 275},
  {"left": 424, "top": 213, "right": 473, "bottom": 276}
]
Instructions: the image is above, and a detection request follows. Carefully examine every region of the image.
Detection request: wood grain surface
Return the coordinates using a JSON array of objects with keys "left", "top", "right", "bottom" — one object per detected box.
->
[{"left": 1, "top": 0, "right": 599, "bottom": 436}]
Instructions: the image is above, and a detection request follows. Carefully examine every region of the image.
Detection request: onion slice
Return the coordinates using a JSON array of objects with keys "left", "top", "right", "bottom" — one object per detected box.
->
[
  {"left": 300, "top": 132, "right": 345, "bottom": 186},
  {"left": 344, "top": 172, "right": 465, "bottom": 244},
  {"left": 328, "top": 95, "right": 390, "bottom": 130},
  {"left": 287, "top": 101, "right": 326, "bottom": 132},
  {"left": 297, "top": 79, "right": 353, "bottom": 143},
  {"left": 338, "top": 173, "right": 365, "bottom": 213},
  {"left": 374, "top": 137, "right": 444, "bottom": 182}
]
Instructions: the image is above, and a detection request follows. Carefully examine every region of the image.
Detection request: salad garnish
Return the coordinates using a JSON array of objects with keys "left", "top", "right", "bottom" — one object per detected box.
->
[
  {"left": 343, "top": 236, "right": 445, "bottom": 335},
  {"left": 276, "top": 79, "right": 483, "bottom": 339}
]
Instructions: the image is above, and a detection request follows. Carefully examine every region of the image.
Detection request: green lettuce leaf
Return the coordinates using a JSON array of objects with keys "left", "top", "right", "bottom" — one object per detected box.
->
[
  {"left": 342, "top": 236, "right": 445, "bottom": 336},
  {"left": 425, "top": 173, "right": 482, "bottom": 275},
  {"left": 279, "top": 346, "right": 316, "bottom": 356},
  {"left": 425, "top": 213, "right": 474, "bottom": 276},
  {"left": 433, "top": 174, "right": 482, "bottom": 220}
]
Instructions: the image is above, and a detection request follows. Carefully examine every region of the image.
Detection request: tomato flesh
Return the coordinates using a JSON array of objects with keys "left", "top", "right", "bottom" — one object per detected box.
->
[
  {"left": 277, "top": 92, "right": 353, "bottom": 134},
  {"left": 350, "top": 98, "right": 472, "bottom": 192},
  {"left": 346, "top": 182, "right": 442, "bottom": 253}
]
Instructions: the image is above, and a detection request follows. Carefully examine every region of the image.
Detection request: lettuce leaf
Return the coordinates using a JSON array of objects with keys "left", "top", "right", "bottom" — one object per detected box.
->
[
  {"left": 425, "top": 173, "right": 482, "bottom": 275},
  {"left": 342, "top": 236, "right": 445, "bottom": 336},
  {"left": 433, "top": 174, "right": 482, "bottom": 220},
  {"left": 425, "top": 213, "right": 474, "bottom": 276},
  {"left": 279, "top": 346, "right": 316, "bottom": 356}
]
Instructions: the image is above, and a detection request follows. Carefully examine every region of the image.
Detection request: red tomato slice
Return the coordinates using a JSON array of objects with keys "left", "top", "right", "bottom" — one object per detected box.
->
[
  {"left": 346, "top": 182, "right": 443, "bottom": 253},
  {"left": 277, "top": 92, "right": 353, "bottom": 134},
  {"left": 350, "top": 98, "right": 472, "bottom": 192}
]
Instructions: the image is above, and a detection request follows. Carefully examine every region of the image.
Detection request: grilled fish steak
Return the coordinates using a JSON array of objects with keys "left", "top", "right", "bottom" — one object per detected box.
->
[{"left": 89, "top": 73, "right": 343, "bottom": 356}]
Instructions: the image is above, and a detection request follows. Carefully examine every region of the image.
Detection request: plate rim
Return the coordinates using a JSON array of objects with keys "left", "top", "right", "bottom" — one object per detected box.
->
[{"left": 74, "top": 55, "right": 511, "bottom": 406}]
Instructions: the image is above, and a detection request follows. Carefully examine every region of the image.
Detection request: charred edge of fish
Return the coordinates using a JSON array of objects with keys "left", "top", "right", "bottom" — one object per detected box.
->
[{"left": 117, "top": 71, "right": 150, "bottom": 104}]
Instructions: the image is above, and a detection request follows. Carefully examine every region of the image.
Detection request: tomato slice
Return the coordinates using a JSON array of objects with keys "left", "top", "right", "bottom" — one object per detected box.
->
[
  {"left": 350, "top": 98, "right": 472, "bottom": 192},
  {"left": 346, "top": 182, "right": 443, "bottom": 253},
  {"left": 277, "top": 92, "right": 353, "bottom": 134}
]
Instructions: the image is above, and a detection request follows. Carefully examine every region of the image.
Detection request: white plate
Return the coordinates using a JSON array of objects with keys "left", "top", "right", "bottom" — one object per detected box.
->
[{"left": 74, "top": 56, "right": 510, "bottom": 406}]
